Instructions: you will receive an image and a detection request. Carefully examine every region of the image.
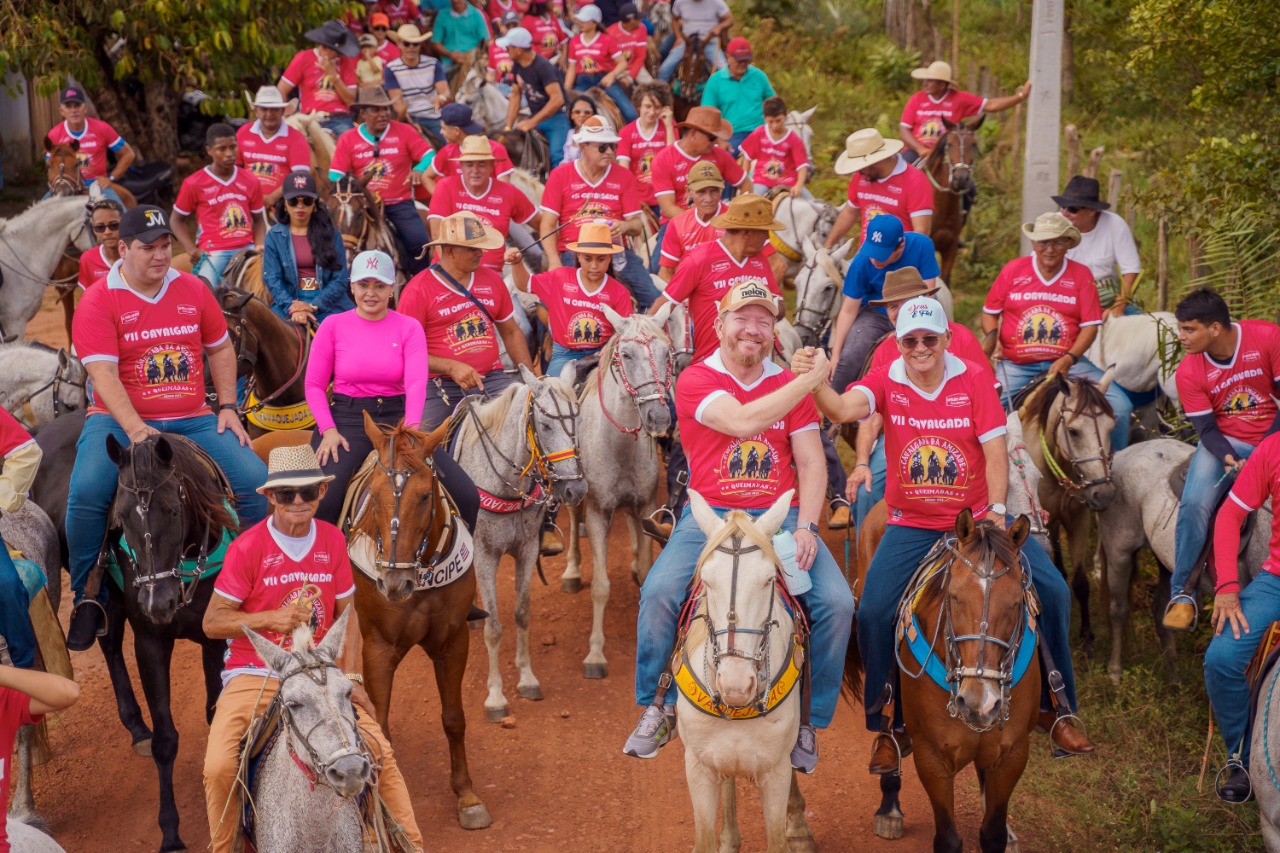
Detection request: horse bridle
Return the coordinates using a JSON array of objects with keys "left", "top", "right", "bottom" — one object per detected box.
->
[
  {"left": 924, "top": 128, "right": 976, "bottom": 195},
  {"left": 277, "top": 648, "right": 367, "bottom": 791},
  {"left": 1042, "top": 397, "right": 1114, "bottom": 497},
  {"left": 667, "top": 310, "right": 695, "bottom": 374},
  {"left": 221, "top": 294, "right": 310, "bottom": 414},
  {"left": 330, "top": 186, "right": 374, "bottom": 256},
  {"left": 48, "top": 157, "right": 86, "bottom": 196},
  {"left": 23, "top": 353, "right": 85, "bottom": 417},
  {"left": 464, "top": 384, "right": 585, "bottom": 505},
  {"left": 793, "top": 250, "right": 845, "bottom": 344},
  {"left": 598, "top": 331, "right": 672, "bottom": 436},
  {"left": 370, "top": 431, "right": 445, "bottom": 573}
]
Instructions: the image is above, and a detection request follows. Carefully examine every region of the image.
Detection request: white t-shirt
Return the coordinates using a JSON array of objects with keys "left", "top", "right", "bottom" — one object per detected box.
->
[
  {"left": 672, "top": 0, "right": 729, "bottom": 38},
  {"left": 1065, "top": 210, "right": 1141, "bottom": 290}
]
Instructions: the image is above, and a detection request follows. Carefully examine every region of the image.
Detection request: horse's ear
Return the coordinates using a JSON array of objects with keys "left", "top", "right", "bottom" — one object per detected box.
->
[
  {"left": 687, "top": 489, "right": 724, "bottom": 539},
  {"left": 800, "top": 106, "right": 817, "bottom": 122},
  {"left": 955, "top": 506, "right": 976, "bottom": 540},
  {"left": 802, "top": 235, "right": 817, "bottom": 256},
  {"left": 558, "top": 359, "right": 577, "bottom": 390},
  {"left": 600, "top": 303, "right": 627, "bottom": 332},
  {"left": 69, "top": 138, "right": 79, "bottom": 152},
  {"left": 315, "top": 606, "right": 352, "bottom": 663},
  {"left": 363, "top": 410, "right": 388, "bottom": 451},
  {"left": 43, "top": 135, "right": 54, "bottom": 153},
  {"left": 244, "top": 626, "right": 295, "bottom": 674},
  {"left": 58, "top": 349, "right": 70, "bottom": 370},
  {"left": 964, "top": 114, "right": 985, "bottom": 131},
  {"left": 106, "top": 434, "right": 126, "bottom": 466},
  {"left": 421, "top": 419, "right": 451, "bottom": 455},
  {"left": 832, "top": 238, "right": 856, "bottom": 263},
  {"left": 1097, "top": 365, "right": 1116, "bottom": 393},
  {"left": 650, "top": 301, "right": 673, "bottom": 328},
  {"left": 942, "top": 117, "right": 957, "bottom": 132},
  {"left": 154, "top": 436, "right": 174, "bottom": 466},
  {"left": 1008, "top": 515, "right": 1031, "bottom": 550},
  {"left": 518, "top": 363, "right": 539, "bottom": 386},
  {"left": 758, "top": 489, "right": 793, "bottom": 539}
]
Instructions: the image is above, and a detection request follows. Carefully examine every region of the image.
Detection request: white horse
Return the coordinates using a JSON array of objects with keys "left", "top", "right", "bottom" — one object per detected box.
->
[
  {"left": 769, "top": 196, "right": 839, "bottom": 281},
  {"left": 563, "top": 305, "right": 674, "bottom": 678},
  {"left": 1252, "top": 656, "right": 1280, "bottom": 850},
  {"left": 455, "top": 68, "right": 516, "bottom": 134},
  {"left": 0, "top": 343, "right": 87, "bottom": 428},
  {"left": 6, "top": 816, "right": 65, "bottom": 852},
  {"left": 1005, "top": 415, "right": 1050, "bottom": 554},
  {"left": 1085, "top": 311, "right": 1180, "bottom": 400},
  {"left": 785, "top": 107, "right": 818, "bottom": 161},
  {"left": 679, "top": 488, "right": 813, "bottom": 853},
  {"left": 0, "top": 195, "right": 96, "bottom": 343}
]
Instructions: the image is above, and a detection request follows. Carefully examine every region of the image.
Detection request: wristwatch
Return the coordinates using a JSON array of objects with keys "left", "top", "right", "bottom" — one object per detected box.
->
[
  {"left": 989, "top": 503, "right": 1007, "bottom": 516},
  {"left": 798, "top": 522, "right": 820, "bottom": 536}
]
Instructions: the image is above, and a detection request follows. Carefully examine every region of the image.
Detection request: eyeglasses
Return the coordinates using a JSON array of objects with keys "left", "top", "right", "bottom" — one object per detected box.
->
[
  {"left": 899, "top": 334, "right": 942, "bottom": 350},
  {"left": 1034, "top": 238, "right": 1073, "bottom": 251},
  {"left": 270, "top": 485, "right": 322, "bottom": 503},
  {"left": 286, "top": 197, "right": 316, "bottom": 207},
  {"left": 593, "top": 142, "right": 617, "bottom": 152},
  {"left": 1063, "top": 206, "right": 1083, "bottom": 214},
  {"left": 92, "top": 221, "right": 121, "bottom": 233}
]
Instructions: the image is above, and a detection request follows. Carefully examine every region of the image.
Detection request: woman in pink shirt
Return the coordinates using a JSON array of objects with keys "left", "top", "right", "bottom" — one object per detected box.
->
[{"left": 304, "top": 249, "right": 479, "bottom": 526}]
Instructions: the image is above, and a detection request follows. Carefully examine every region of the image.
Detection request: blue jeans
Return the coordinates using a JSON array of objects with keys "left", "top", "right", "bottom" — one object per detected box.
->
[
  {"left": 996, "top": 357, "right": 1133, "bottom": 452},
  {"left": 319, "top": 113, "right": 355, "bottom": 137},
  {"left": 193, "top": 248, "right": 248, "bottom": 287},
  {"left": 540, "top": 113, "right": 571, "bottom": 169},
  {"left": 1205, "top": 571, "right": 1280, "bottom": 764},
  {"left": 66, "top": 413, "right": 269, "bottom": 605},
  {"left": 558, "top": 249, "right": 658, "bottom": 311},
  {"left": 854, "top": 436, "right": 887, "bottom": 531},
  {"left": 0, "top": 546, "right": 34, "bottom": 668},
  {"left": 574, "top": 74, "right": 638, "bottom": 123},
  {"left": 410, "top": 115, "right": 443, "bottom": 139},
  {"left": 384, "top": 199, "right": 431, "bottom": 275},
  {"left": 546, "top": 342, "right": 601, "bottom": 378},
  {"left": 728, "top": 130, "right": 751, "bottom": 155},
  {"left": 857, "top": 519, "right": 1075, "bottom": 731},
  {"left": 1172, "top": 436, "right": 1257, "bottom": 596},
  {"left": 753, "top": 183, "right": 814, "bottom": 200},
  {"left": 635, "top": 504, "right": 855, "bottom": 728},
  {"left": 649, "top": 220, "right": 669, "bottom": 273},
  {"left": 820, "top": 429, "right": 846, "bottom": 504},
  {"left": 658, "top": 40, "right": 721, "bottom": 83}
]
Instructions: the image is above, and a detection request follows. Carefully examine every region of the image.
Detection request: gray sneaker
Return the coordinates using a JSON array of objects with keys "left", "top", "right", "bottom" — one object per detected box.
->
[
  {"left": 622, "top": 705, "right": 674, "bottom": 759},
  {"left": 791, "top": 724, "right": 819, "bottom": 774}
]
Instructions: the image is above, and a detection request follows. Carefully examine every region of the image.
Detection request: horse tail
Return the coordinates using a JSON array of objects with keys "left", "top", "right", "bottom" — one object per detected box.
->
[{"left": 842, "top": 611, "right": 865, "bottom": 704}]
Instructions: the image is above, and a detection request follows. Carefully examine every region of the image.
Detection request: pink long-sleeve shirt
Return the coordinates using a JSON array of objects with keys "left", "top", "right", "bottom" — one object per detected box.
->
[{"left": 305, "top": 309, "right": 428, "bottom": 434}]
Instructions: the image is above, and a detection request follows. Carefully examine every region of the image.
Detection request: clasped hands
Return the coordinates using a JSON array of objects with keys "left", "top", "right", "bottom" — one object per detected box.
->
[{"left": 789, "top": 346, "right": 831, "bottom": 392}]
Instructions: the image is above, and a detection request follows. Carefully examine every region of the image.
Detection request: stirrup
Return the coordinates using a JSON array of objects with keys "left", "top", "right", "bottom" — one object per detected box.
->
[
  {"left": 641, "top": 506, "right": 676, "bottom": 545},
  {"left": 79, "top": 599, "right": 110, "bottom": 638},
  {"left": 869, "top": 730, "right": 908, "bottom": 773},
  {"left": 1214, "top": 756, "right": 1253, "bottom": 802},
  {"left": 1163, "top": 593, "right": 1199, "bottom": 632},
  {"left": 1047, "top": 713, "right": 1090, "bottom": 759}
]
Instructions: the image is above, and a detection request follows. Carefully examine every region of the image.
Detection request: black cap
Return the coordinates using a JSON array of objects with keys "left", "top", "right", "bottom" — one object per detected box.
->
[
  {"left": 619, "top": 2, "right": 639, "bottom": 19},
  {"left": 60, "top": 85, "right": 87, "bottom": 105},
  {"left": 304, "top": 20, "right": 360, "bottom": 58},
  {"left": 501, "top": 9, "right": 521, "bottom": 24},
  {"left": 118, "top": 205, "right": 175, "bottom": 243},
  {"left": 282, "top": 171, "right": 319, "bottom": 200}
]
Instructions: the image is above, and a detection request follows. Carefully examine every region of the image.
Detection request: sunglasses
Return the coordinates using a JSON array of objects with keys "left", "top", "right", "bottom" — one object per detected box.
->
[
  {"left": 286, "top": 196, "right": 316, "bottom": 207},
  {"left": 593, "top": 142, "right": 617, "bottom": 152},
  {"left": 372, "top": 25, "right": 388, "bottom": 31},
  {"left": 899, "top": 334, "right": 942, "bottom": 350},
  {"left": 92, "top": 221, "right": 121, "bottom": 233},
  {"left": 1062, "top": 206, "right": 1083, "bottom": 214},
  {"left": 270, "top": 485, "right": 322, "bottom": 503}
]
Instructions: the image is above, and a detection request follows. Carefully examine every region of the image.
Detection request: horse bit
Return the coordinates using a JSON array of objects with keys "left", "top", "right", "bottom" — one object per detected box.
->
[
  {"left": 278, "top": 649, "right": 368, "bottom": 790},
  {"left": 467, "top": 385, "right": 584, "bottom": 506},
  {"left": 1043, "top": 399, "right": 1113, "bottom": 497},
  {"left": 599, "top": 331, "right": 673, "bottom": 436},
  {"left": 370, "top": 431, "right": 443, "bottom": 573}
]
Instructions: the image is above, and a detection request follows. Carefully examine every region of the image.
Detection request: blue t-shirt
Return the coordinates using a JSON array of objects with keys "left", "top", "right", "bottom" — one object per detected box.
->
[{"left": 842, "top": 231, "right": 941, "bottom": 315}]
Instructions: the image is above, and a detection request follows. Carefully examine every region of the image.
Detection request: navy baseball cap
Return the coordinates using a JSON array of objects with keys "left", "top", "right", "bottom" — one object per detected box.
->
[
  {"left": 118, "top": 205, "right": 175, "bottom": 243},
  {"left": 60, "top": 85, "right": 87, "bottom": 105},
  {"left": 441, "top": 103, "right": 484, "bottom": 135},
  {"left": 856, "top": 215, "right": 905, "bottom": 263}
]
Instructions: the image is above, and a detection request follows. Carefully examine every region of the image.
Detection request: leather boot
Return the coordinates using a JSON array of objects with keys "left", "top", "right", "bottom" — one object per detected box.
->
[
  {"left": 540, "top": 528, "right": 564, "bottom": 557},
  {"left": 828, "top": 499, "right": 852, "bottom": 531},
  {"left": 868, "top": 730, "right": 911, "bottom": 775},
  {"left": 1038, "top": 711, "right": 1098, "bottom": 757}
]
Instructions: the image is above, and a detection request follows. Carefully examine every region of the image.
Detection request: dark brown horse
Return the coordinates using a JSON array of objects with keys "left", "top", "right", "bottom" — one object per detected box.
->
[
  {"left": 849, "top": 505, "right": 1038, "bottom": 852},
  {"left": 920, "top": 118, "right": 980, "bottom": 284},
  {"left": 43, "top": 137, "right": 137, "bottom": 207},
  {"left": 490, "top": 129, "right": 551, "bottom": 182},
  {"left": 672, "top": 34, "right": 715, "bottom": 122},
  {"left": 350, "top": 414, "right": 492, "bottom": 830},
  {"left": 217, "top": 286, "right": 311, "bottom": 437}
]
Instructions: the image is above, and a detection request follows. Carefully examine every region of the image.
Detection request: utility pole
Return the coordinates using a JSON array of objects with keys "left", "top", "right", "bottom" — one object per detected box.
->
[
  {"left": 952, "top": 0, "right": 960, "bottom": 71},
  {"left": 1020, "top": 0, "right": 1064, "bottom": 253}
]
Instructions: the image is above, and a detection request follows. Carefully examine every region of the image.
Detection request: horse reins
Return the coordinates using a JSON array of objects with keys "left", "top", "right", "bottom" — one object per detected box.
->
[
  {"left": 369, "top": 430, "right": 450, "bottom": 574},
  {"left": 462, "top": 385, "right": 584, "bottom": 506},
  {"left": 19, "top": 353, "right": 85, "bottom": 418},
  {"left": 48, "top": 157, "right": 86, "bottom": 197},
  {"left": 920, "top": 128, "right": 976, "bottom": 196},
  {"left": 793, "top": 248, "right": 844, "bottom": 344},
  {"left": 277, "top": 647, "right": 367, "bottom": 792},
  {"left": 223, "top": 296, "right": 310, "bottom": 415},
  {"left": 598, "top": 330, "right": 672, "bottom": 437},
  {"left": 1039, "top": 395, "right": 1114, "bottom": 499}
]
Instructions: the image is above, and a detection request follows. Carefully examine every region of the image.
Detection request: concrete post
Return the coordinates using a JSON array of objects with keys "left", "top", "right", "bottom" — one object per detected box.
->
[{"left": 1020, "top": 0, "right": 1065, "bottom": 254}]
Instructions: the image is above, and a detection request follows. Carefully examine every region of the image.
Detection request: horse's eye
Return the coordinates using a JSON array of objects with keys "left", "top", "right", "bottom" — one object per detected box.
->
[
  {"left": 1067, "top": 427, "right": 1081, "bottom": 438},
  {"left": 285, "top": 700, "right": 303, "bottom": 712}
]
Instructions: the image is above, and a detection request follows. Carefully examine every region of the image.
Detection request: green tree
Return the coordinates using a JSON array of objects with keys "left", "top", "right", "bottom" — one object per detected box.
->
[{"left": 0, "top": 0, "right": 353, "bottom": 160}]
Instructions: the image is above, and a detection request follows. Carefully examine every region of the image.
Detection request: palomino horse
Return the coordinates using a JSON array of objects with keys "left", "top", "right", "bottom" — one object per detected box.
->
[
  {"left": 0, "top": 195, "right": 96, "bottom": 343},
  {"left": 0, "top": 343, "right": 87, "bottom": 429},
  {"left": 678, "top": 489, "right": 815, "bottom": 853},
  {"left": 217, "top": 286, "right": 313, "bottom": 436},
  {"left": 849, "top": 507, "right": 1038, "bottom": 850},
  {"left": 43, "top": 138, "right": 137, "bottom": 207},
  {"left": 451, "top": 367, "right": 588, "bottom": 720},
  {"left": 1014, "top": 373, "right": 1117, "bottom": 655},
  {"left": 919, "top": 118, "right": 980, "bottom": 284},
  {"left": 563, "top": 305, "right": 674, "bottom": 678},
  {"left": 348, "top": 414, "right": 492, "bottom": 829},
  {"left": 672, "top": 34, "right": 715, "bottom": 121},
  {"left": 327, "top": 174, "right": 400, "bottom": 273}
]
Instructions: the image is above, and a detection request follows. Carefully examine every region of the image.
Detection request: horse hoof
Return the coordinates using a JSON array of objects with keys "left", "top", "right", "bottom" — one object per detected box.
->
[
  {"left": 518, "top": 685, "right": 544, "bottom": 701},
  {"left": 787, "top": 838, "right": 817, "bottom": 853},
  {"left": 133, "top": 737, "right": 153, "bottom": 758},
  {"left": 485, "top": 706, "right": 509, "bottom": 723},
  {"left": 561, "top": 577, "right": 583, "bottom": 594},
  {"left": 583, "top": 663, "right": 607, "bottom": 679},
  {"left": 873, "top": 813, "right": 903, "bottom": 840},
  {"left": 457, "top": 803, "right": 493, "bottom": 830}
]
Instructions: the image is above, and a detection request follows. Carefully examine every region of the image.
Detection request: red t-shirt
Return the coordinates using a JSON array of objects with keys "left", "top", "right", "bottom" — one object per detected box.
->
[
  {"left": 523, "top": 14, "right": 568, "bottom": 59},
  {"left": 617, "top": 120, "right": 668, "bottom": 206},
  {"left": 0, "top": 409, "right": 33, "bottom": 459},
  {"left": 77, "top": 245, "right": 113, "bottom": 291},
  {"left": 429, "top": 139, "right": 515, "bottom": 179},
  {"left": 488, "top": 0, "right": 530, "bottom": 23},
  {"left": 530, "top": 267, "right": 633, "bottom": 349},
  {"left": 662, "top": 239, "right": 781, "bottom": 359},
  {"left": 398, "top": 266, "right": 515, "bottom": 375},
  {"left": 375, "top": 39, "right": 401, "bottom": 64},
  {"left": 74, "top": 268, "right": 229, "bottom": 420},
  {"left": 1176, "top": 320, "right": 1280, "bottom": 445},
  {"left": 900, "top": 88, "right": 986, "bottom": 148},
  {"left": 281, "top": 48, "right": 359, "bottom": 115},
  {"left": 739, "top": 126, "right": 809, "bottom": 190},
  {"left": 212, "top": 519, "right": 356, "bottom": 680},
  {"left": 651, "top": 143, "right": 746, "bottom": 221},
  {"left": 540, "top": 161, "right": 643, "bottom": 251},
  {"left": 428, "top": 176, "right": 536, "bottom": 269},
  {"left": 675, "top": 350, "right": 819, "bottom": 509},
  {"left": 236, "top": 121, "right": 312, "bottom": 198},
  {"left": 567, "top": 31, "right": 621, "bottom": 75},
  {"left": 607, "top": 21, "right": 649, "bottom": 78},
  {"left": 1224, "top": 432, "right": 1280, "bottom": 582},
  {"left": 173, "top": 166, "right": 265, "bottom": 252},
  {"left": 377, "top": 0, "right": 423, "bottom": 26},
  {"left": 844, "top": 157, "right": 934, "bottom": 241},
  {"left": 852, "top": 353, "right": 1007, "bottom": 530},
  {"left": 659, "top": 202, "right": 726, "bottom": 269},
  {"left": 868, "top": 322, "right": 994, "bottom": 377},
  {"left": 982, "top": 256, "right": 1102, "bottom": 365},
  {"left": 488, "top": 42, "right": 517, "bottom": 86},
  {"left": 331, "top": 122, "right": 430, "bottom": 204},
  {"left": 45, "top": 118, "right": 124, "bottom": 182},
  {"left": 0, "top": 686, "right": 40, "bottom": 852}
]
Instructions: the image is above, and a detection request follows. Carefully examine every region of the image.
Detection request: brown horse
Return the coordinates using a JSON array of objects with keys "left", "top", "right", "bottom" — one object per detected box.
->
[
  {"left": 672, "top": 34, "right": 715, "bottom": 122},
  {"left": 849, "top": 505, "right": 1038, "bottom": 852},
  {"left": 325, "top": 174, "right": 401, "bottom": 273},
  {"left": 349, "top": 414, "right": 492, "bottom": 830},
  {"left": 920, "top": 118, "right": 980, "bottom": 284},
  {"left": 217, "top": 286, "right": 312, "bottom": 437},
  {"left": 43, "top": 138, "right": 137, "bottom": 208}
]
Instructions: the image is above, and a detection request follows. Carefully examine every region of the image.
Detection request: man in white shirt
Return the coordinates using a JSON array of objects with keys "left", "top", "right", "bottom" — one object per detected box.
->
[{"left": 1054, "top": 176, "right": 1142, "bottom": 317}]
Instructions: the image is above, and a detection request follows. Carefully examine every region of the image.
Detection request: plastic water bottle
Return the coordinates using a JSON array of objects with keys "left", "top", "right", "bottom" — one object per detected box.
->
[{"left": 773, "top": 530, "right": 811, "bottom": 595}]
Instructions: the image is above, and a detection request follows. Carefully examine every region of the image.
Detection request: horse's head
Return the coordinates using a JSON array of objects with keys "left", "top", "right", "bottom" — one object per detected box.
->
[
  {"left": 326, "top": 175, "right": 378, "bottom": 262},
  {"left": 677, "top": 34, "right": 712, "bottom": 93},
  {"left": 786, "top": 107, "right": 818, "bottom": 161},
  {"left": 245, "top": 608, "right": 372, "bottom": 797},
  {"left": 663, "top": 301, "right": 695, "bottom": 376},
  {"left": 217, "top": 286, "right": 260, "bottom": 378},
  {"left": 688, "top": 488, "right": 792, "bottom": 711},
  {"left": 600, "top": 305, "right": 674, "bottom": 437},
  {"left": 936, "top": 118, "right": 981, "bottom": 194},
  {"left": 1026, "top": 373, "right": 1117, "bottom": 510},
  {"left": 358, "top": 413, "right": 449, "bottom": 602},
  {"left": 44, "top": 137, "right": 85, "bottom": 197},
  {"left": 792, "top": 237, "right": 853, "bottom": 348},
  {"left": 521, "top": 364, "right": 588, "bottom": 508},
  {"left": 945, "top": 508, "right": 1032, "bottom": 732},
  {"left": 52, "top": 348, "right": 88, "bottom": 416}
]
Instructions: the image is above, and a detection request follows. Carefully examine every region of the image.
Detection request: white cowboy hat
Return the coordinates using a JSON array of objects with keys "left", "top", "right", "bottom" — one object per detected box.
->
[
  {"left": 244, "top": 85, "right": 297, "bottom": 113},
  {"left": 573, "top": 115, "right": 622, "bottom": 145},
  {"left": 910, "top": 60, "right": 959, "bottom": 87},
  {"left": 834, "top": 128, "right": 904, "bottom": 175}
]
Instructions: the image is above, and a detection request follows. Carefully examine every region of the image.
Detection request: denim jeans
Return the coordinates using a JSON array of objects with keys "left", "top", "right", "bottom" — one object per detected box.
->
[
  {"left": 649, "top": 220, "right": 669, "bottom": 273},
  {"left": 658, "top": 40, "right": 722, "bottom": 82},
  {"left": 1205, "top": 571, "right": 1280, "bottom": 764},
  {"left": 574, "top": 74, "right": 638, "bottom": 123},
  {"left": 856, "top": 517, "right": 1075, "bottom": 731},
  {"left": 996, "top": 356, "right": 1134, "bottom": 452},
  {"left": 546, "top": 342, "right": 602, "bottom": 379},
  {"left": 409, "top": 115, "right": 443, "bottom": 139},
  {"left": 66, "top": 413, "right": 269, "bottom": 605},
  {"left": 384, "top": 199, "right": 431, "bottom": 275},
  {"left": 540, "top": 112, "right": 572, "bottom": 168},
  {"left": 1172, "top": 436, "right": 1257, "bottom": 596},
  {"left": 422, "top": 369, "right": 519, "bottom": 431},
  {"left": 634, "top": 504, "right": 855, "bottom": 728},
  {"left": 558, "top": 249, "right": 659, "bottom": 311},
  {"left": 728, "top": 130, "right": 750, "bottom": 155},
  {"left": 854, "top": 435, "right": 887, "bottom": 531},
  {"left": 0, "top": 546, "right": 34, "bottom": 668},
  {"left": 319, "top": 113, "right": 355, "bottom": 137},
  {"left": 194, "top": 248, "right": 249, "bottom": 287}
]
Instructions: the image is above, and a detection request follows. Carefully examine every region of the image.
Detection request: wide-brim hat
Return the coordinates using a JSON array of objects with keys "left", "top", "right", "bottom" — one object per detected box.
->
[
  {"left": 305, "top": 20, "right": 360, "bottom": 58},
  {"left": 397, "top": 23, "right": 433, "bottom": 43},
  {"left": 566, "top": 220, "right": 624, "bottom": 255},
  {"left": 1051, "top": 175, "right": 1110, "bottom": 211},
  {"left": 719, "top": 279, "right": 783, "bottom": 319},
  {"left": 910, "top": 60, "right": 958, "bottom": 86},
  {"left": 677, "top": 106, "right": 732, "bottom": 141},
  {"left": 427, "top": 212, "right": 505, "bottom": 250},
  {"left": 834, "top": 128, "right": 904, "bottom": 175},
  {"left": 1022, "top": 211, "right": 1082, "bottom": 247},
  {"left": 573, "top": 114, "right": 622, "bottom": 145},
  {"left": 455, "top": 135, "right": 497, "bottom": 161},
  {"left": 256, "top": 444, "right": 335, "bottom": 493},
  {"left": 710, "top": 193, "right": 785, "bottom": 231},
  {"left": 869, "top": 266, "right": 939, "bottom": 305},
  {"left": 352, "top": 85, "right": 394, "bottom": 109},
  {"left": 244, "top": 85, "right": 297, "bottom": 112}
]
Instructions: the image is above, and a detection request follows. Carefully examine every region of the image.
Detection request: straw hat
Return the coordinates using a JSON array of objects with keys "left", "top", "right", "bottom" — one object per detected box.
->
[
  {"left": 834, "top": 128, "right": 904, "bottom": 175},
  {"left": 686, "top": 161, "right": 724, "bottom": 192},
  {"left": 709, "top": 193, "right": 786, "bottom": 231},
  {"left": 1022, "top": 212, "right": 1082, "bottom": 247},
  {"left": 352, "top": 85, "right": 394, "bottom": 109},
  {"left": 397, "top": 23, "right": 433, "bottom": 43},
  {"left": 868, "top": 267, "right": 939, "bottom": 306},
  {"left": 255, "top": 444, "right": 335, "bottom": 494},
  {"left": 677, "top": 106, "right": 733, "bottom": 141},
  {"left": 910, "top": 60, "right": 959, "bottom": 86},
  {"left": 454, "top": 135, "right": 497, "bottom": 162},
  {"left": 244, "top": 85, "right": 297, "bottom": 113},
  {"left": 566, "top": 220, "right": 623, "bottom": 255},
  {"left": 718, "top": 279, "right": 783, "bottom": 319},
  {"left": 427, "top": 212, "right": 505, "bottom": 250}
]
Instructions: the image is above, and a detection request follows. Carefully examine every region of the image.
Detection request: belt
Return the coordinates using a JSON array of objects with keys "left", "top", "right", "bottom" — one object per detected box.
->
[{"left": 332, "top": 393, "right": 406, "bottom": 408}]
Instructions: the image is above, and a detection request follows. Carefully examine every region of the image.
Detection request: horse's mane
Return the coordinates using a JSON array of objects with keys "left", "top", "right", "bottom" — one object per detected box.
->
[
  {"left": 0, "top": 194, "right": 87, "bottom": 234},
  {"left": 957, "top": 520, "right": 1020, "bottom": 578},
  {"left": 691, "top": 510, "right": 781, "bottom": 586},
  {"left": 120, "top": 436, "right": 239, "bottom": 537},
  {"left": 1020, "top": 373, "right": 1114, "bottom": 432},
  {"left": 577, "top": 314, "right": 671, "bottom": 404},
  {"left": 352, "top": 421, "right": 447, "bottom": 539},
  {"left": 463, "top": 382, "right": 527, "bottom": 435}
]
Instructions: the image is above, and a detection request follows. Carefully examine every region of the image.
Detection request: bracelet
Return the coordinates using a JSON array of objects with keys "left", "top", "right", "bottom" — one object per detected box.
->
[
  {"left": 345, "top": 672, "right": 364, "bottom": 684},
  {"left": 219, "top": 403, "right": 238, "bottom": 412},
  {"left": 854, "top": 463, "right": 870, "bottom": 469},
  {"left": 1066, "top": 352, "right": 1080, "bottom": 364}
]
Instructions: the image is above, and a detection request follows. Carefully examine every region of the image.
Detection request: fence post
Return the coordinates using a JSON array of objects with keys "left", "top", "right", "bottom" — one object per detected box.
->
[
  {"left": 1084, "top": 146, "right": 1104, "bottom": 179},
  {"left": 1157, "top": 217, "right": 1169, "bottom": 311}
]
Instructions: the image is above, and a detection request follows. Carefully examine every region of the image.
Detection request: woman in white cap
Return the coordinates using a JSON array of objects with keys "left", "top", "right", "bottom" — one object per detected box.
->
[
  {"left": 304, "top": 248, "right": 480, "bottom": 529},
  {"left": 561, "top": 94, "right": 599, "bottom": 163},
  {"left": 564, "top": 4, "right": 638, "bottom": 123},
  {"left": 262, "top": 171, "right": 353, "bottom": 327}
]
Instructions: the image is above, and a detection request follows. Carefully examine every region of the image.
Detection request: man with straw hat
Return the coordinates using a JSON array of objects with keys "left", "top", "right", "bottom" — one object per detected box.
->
[
  {"left": 236, "top": 86, "right": 311, "bottom": 208},
  {"left": 428, "top": 135, "right": 538, "bottom": 273},
  {"left": 822, "top": 127, "right": 933, "bottom": 252},
  {"left": 202, "top": 444, "right": 424, "bottom": 853},
  {"left": 384, "top": 23, "right": 450, "bottom": 138},
  {"left": 981, "top": 211, "right": 1132, "bottom": 452},
  {"left": 650, "top": 105, "right": 747, "bottom": 227},
  {"left": 898, "top": 60, "right": 1029, "bottom": 163},
  {"left": 278, "top": 20, "right": 361, "bottom": 137},
  {"left": 398, "top": 212, "right": 536, "bottom": 430}
]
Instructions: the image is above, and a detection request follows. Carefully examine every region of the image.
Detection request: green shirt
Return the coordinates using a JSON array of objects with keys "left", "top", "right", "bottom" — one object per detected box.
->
[
  {"left": 435, "top": 6, "right": 489, "bottom": 66},
  {"left": 700, "top": 65, "right": 776, "bottom": 136}
]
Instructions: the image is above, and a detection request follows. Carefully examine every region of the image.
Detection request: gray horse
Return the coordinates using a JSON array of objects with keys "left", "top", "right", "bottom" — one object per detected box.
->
[
  {"left": 245, "top": 608, "right": 371, "bottom": 853},
  {"left": 0, "top": 343, "right": 87, "bottom": 429},
  {"left": 453, "top": 366, "right": 588, "bottom": 721},
  {"left": 1252, "top": 657, "right": 1280, "bottom": 849},
  {"left": 563, "top": 305, "right": 674, "bottom": 679},
  {"left": 0, "top": 195, "right": 96, "bottom": 343},
  {"left": 791, "top": 239, "right": 853, "bottom": 348}
]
